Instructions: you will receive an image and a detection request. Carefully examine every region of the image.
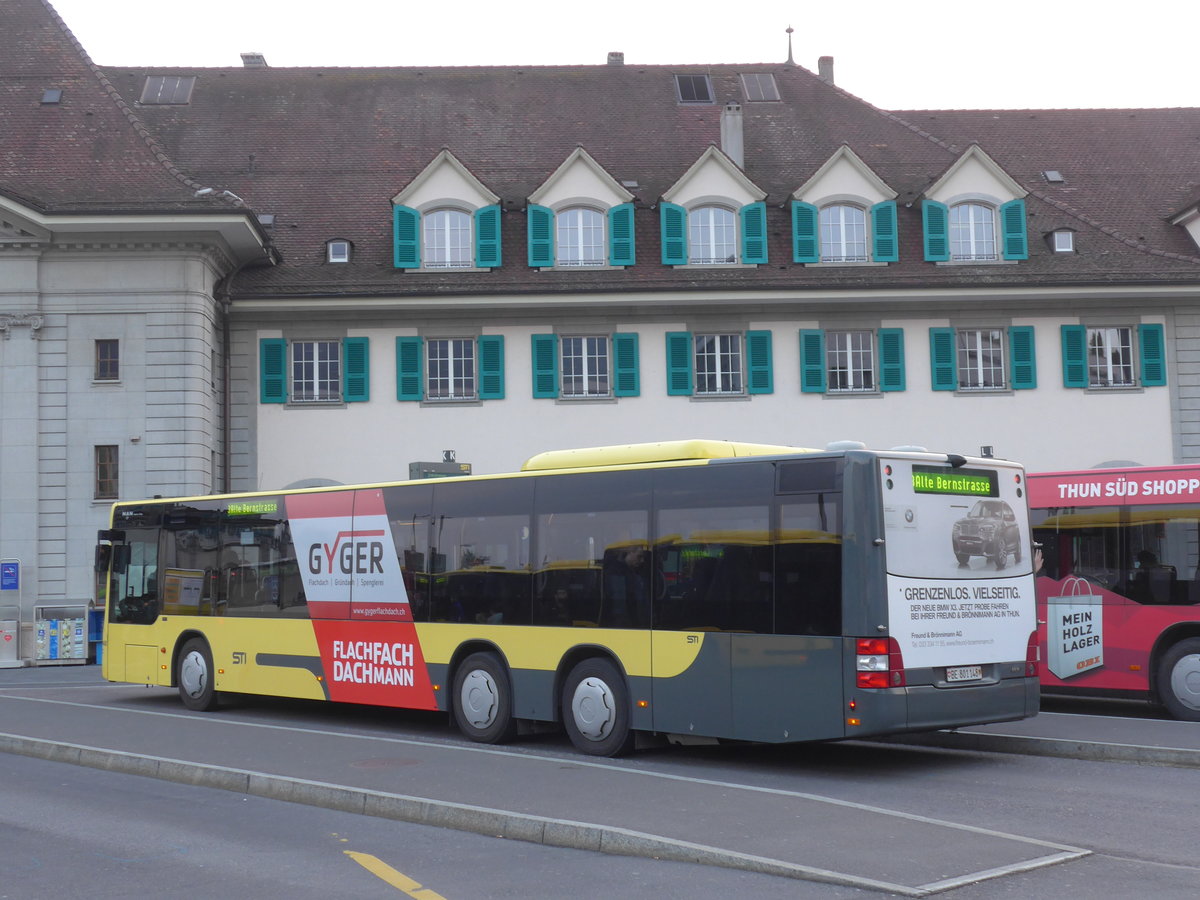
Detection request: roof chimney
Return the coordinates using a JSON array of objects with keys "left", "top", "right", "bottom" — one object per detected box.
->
[
  {"left": 607, "top": 51, "right": 624, "bottom": 66},
  {"left": 720, "top": 101, "right": 744, "bottom": 169},
  {"left": 240, "top": 52, "right": 269, "bottom": 68},
  {"left": 818, "top": 56, "right": 834, "bottom": 84}
]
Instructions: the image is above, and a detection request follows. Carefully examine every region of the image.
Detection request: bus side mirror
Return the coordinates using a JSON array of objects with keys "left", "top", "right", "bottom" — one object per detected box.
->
[{"left": 94, "top": 544, "right": 112, "bottom": 574}]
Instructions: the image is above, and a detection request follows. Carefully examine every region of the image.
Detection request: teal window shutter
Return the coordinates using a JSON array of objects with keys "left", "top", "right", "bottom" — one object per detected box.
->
[
  {"left": 665, "top": 332, "right": 693, "bottom": 395},
  {"left": 612, "top": 332, "right": 640, "bottom": 397},
  {"left": 871, "top": 201, "right": 898, "bottom": 262},
  {"left": 1009, "top": 326, "right": 1037, "bottom": 390},
  {"left": 792, "top": 201, "right": 819, "bottom": 263},
  {"left": 259, "top": 338, "right": 287, "bottom": 403},
  {"left": 878, "top": 329, "right": 906, "bottom": 392},
  {"left": 531, "top": 334, "right": 559, "bottom": 398},
  {"left": 660, "top": 202, "right": 687, "bottom": 265},
  {"left": 745, "top": 330, "right": 773, "bottom": 394},
  {"left": 740, "top": 202, "right": 768, "bottom": 264},
  {"left": 799, "top": 330, "right": 826, "bottom": 393},
  {"left": 929, "top": 327, "right": 957, "bottom": 391},
  {"left": 343, "top": 337, "right": 370, "bottom": 402},
  {"left": 393, "top": 205, "right": 420, "bottom": 269},
  {"left": 478, "top": 335, "right": 505, "bottom": 400},
  {"left": 1000, "top": 198, "right": 1028, "bottom": 260},
  {"left": 527, "top": 204, "right": 554, "bottom": 267},
  {"left": 395, "top": 336, "right": 423, "bottom": 401},
  {"left": 922, "top": 200, "right": 950, "bottom": 262},
  {"left": 608, "top": 203, "right": 636, "bottom": 267},
  {"left": 1139, "top": 323, "right": 1166, "bottom": 386},
  {"left": 474, "top": 205, "right": 502, "bottom": 268},
  {"left": 1060, "top": 325, "right": 1087, "bottom": 388}
]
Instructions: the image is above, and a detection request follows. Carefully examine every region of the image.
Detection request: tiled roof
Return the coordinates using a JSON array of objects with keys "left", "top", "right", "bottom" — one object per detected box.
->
[
  {"left": 0, "top": 0, "right": 228, "bottom": 212},
  {"left": 7, "top": 0, "right": 1200, "bottom": 295}
]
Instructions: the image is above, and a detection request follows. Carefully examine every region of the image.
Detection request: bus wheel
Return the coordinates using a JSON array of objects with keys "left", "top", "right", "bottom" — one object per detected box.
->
[
  {"left": 562, "top": 657, "right": 634, "bottom": 757},
  {"left": 177, "top": 638, "right": 218, "bottom": 712},
  {"left": 453, "top": 652, "right": 518, "bottom": 744},
  {"left": 1156, "top": 638, "right": 1200, "bottom": 721}
]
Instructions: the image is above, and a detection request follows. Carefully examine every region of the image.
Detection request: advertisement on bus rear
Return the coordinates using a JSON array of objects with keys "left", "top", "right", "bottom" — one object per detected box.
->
[{"left": 880, "top": 458, "right": 1037, "bottom": 669}]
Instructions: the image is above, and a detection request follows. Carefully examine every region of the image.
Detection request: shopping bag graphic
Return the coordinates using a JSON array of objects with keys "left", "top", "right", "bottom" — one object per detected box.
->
[{"left": 1047, "top": 576, "right": 1104, "bottom": 679}]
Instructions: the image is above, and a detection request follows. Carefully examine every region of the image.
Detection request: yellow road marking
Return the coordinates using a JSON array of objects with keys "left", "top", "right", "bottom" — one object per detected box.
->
[{"left": 344, "top": 851, "right": 448, "bottom": 899}]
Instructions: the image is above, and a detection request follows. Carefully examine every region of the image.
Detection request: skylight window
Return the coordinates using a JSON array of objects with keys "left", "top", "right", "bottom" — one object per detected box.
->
[
  {"left": 674, "top": 75, "right": 713, "bottom": 104},
  {"left": 40, "top": 89, "right": 63, "bottom": 105},
  {"left": 741, "top": 74, "right": 780, "bottom": 102},
  {"left": 139, "top": 75, "right": 195, "bottom": 105},
  {"left": 1052, "top": 230, "right": 1075, "bottom": 253},
  {"left": 1042, "top": 170, "right": 1065, "bottom": 183}
]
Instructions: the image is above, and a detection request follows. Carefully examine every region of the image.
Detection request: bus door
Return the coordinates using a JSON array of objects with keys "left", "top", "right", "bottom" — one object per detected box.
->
[{"left": 104, "top": 517, "right": 163, "bottom": 683}]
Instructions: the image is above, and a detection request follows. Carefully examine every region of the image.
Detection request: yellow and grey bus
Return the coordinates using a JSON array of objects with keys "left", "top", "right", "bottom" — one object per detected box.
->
[{"left": 95, "top": 440, "right": 1039, "bottom": 756}]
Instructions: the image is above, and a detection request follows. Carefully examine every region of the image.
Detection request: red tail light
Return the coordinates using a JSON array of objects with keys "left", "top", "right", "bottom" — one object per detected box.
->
[
  {"left": 856, "top": 637, "right": 906, "bottom": 688},
  {"left": 1025, "top": 631, "right": 1040, "bottom": 677}
]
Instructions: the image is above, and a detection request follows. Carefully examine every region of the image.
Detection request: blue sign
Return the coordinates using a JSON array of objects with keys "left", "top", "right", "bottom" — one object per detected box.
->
[{"left": 1, "top": 562, "right": 18, "bottom": 591}]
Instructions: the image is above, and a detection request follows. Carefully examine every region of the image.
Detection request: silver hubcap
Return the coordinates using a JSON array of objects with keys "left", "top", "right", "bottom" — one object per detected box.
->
[
  {"left": 1169, "top": 653, "right": 1200, "bottom": 711},
  {"left": 180, "top": 650, "right": 208, "bottom": 699},
  {"left": 460, "top": 669, "right": 499, "bottom": 729},
  {"left": 570, "top": 676, "right": 616, "bottom": 742}
]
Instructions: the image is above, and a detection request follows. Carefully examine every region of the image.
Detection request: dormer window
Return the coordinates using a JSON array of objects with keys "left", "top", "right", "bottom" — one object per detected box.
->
[
  {"left": 423, "top": 208, "right": 472, "bottom": 268},
  {"left": 392, "top": 150, "right": 502, "bottom": 271},
  {"left": 819, "top": 205, "right": 868, "bottom": 263},
  {"left": 326, "top": 240, "right": 351, "bottom": 263},
  {"left": 950, "top": 202, "right": 998, "bottom": 261},
  {"left": 556, "top": 207, "right": 605, "bottom": 267},
  {"left": 688, "top": 206, "right": 737, "bottom": 264}
]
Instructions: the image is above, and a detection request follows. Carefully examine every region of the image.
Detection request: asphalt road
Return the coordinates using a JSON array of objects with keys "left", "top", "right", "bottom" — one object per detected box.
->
[{"left": 3, "top": 664, "right": 1200, "bottom": 897}]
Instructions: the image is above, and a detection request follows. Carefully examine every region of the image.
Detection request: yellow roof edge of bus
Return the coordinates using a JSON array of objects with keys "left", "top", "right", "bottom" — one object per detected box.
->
[{"left": 520, "top": 439, "right": 821, "bottom": 472}]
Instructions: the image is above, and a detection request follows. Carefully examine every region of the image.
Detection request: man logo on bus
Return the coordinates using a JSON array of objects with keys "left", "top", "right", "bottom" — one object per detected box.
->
[{"left": 308, "top": 530, "right": 386, "bottom": 575}]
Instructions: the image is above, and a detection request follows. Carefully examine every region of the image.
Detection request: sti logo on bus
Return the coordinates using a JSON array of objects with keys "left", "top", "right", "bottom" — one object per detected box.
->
[{"left": 308, "top": 530, "right": 386, "bottom": 575}]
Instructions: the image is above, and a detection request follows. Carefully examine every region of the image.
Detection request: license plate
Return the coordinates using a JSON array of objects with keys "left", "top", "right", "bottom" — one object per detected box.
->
[{"left": 946, "top": 665, "right": 983, "bottom": 682}]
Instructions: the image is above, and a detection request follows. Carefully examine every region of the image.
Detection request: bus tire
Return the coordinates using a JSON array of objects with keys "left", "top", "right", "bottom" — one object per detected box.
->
[
  {"left": 562, "top": 657, "right": 634, "bottom": 757},
  {"left": 1156, "top": 638, "right": 1200, "bottom": 721},
  {"left": 453, "top": 652, "right": 518, "bottom": 744},
  {"left": 177, "top": 638, "right": 219, "bottom": 712}
]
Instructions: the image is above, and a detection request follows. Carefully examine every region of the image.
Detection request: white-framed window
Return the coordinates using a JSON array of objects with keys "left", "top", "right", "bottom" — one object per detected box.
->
[
  {"left": 819, "top": 205, "right": 868, "bottom": 263},
  {"left": 291, "top": 340, "right": 341, "bottom": 402},
  {"left": 1088, "top": 327, "right": 1135, "bottom": 388},
  {"left": 694, "top": 333, "right": 743, "bottom": 395},
  {"left": 826, "top": 330, "right": 875, "bottom": 392},
  {"left": 327, "top": 240, "right": 350, "bottom": 263},
  {"left": 950, "top": 203, "right": 998, "bottom": 261},
  {"left": 1053, "top": 230, "right": 1075, "bottom": 253},
  {"left": 427, "top": 338, "right": 476, "bottom": 400},
  {"left": 560, "top": 336, "right": 610, "bottom": 397},
  {"left": 688, "top": 206, "right": 737, "bottom": 264},
  {"left": 556, "top": 208, "right": 605, "bottom": 267},
  {"left": 423, "top": 209, "right": 472, "bottom": 268},
  {"left": 956, "top": 328, "right": 1007, "bottom": 390}
]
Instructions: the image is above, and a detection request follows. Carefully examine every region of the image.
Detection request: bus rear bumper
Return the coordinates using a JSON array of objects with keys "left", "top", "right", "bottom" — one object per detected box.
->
[{"left": 852, "top": 676, "right": 1039, "bottom": 738}]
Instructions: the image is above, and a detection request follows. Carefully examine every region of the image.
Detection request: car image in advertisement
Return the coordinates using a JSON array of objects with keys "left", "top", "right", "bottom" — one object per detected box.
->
[{"left": 881, "top": 457, "right": 1037, "bottom": 675}]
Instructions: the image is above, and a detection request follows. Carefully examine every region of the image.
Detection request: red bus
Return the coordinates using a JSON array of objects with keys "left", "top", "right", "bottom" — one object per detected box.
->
[{"left": 1029, "top": 465, "right": 1200, "bottom": 719}]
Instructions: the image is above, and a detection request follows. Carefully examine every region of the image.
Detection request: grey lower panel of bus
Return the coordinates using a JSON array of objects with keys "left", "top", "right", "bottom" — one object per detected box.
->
[{"left": 436, "top": 639, "right": 1035, "bottom": 744}]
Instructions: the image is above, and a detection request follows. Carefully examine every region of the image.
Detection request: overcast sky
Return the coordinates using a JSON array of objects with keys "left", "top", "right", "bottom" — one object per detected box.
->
[{"left": 49, "top": 0, "right": 1198, "bottom": 110}]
